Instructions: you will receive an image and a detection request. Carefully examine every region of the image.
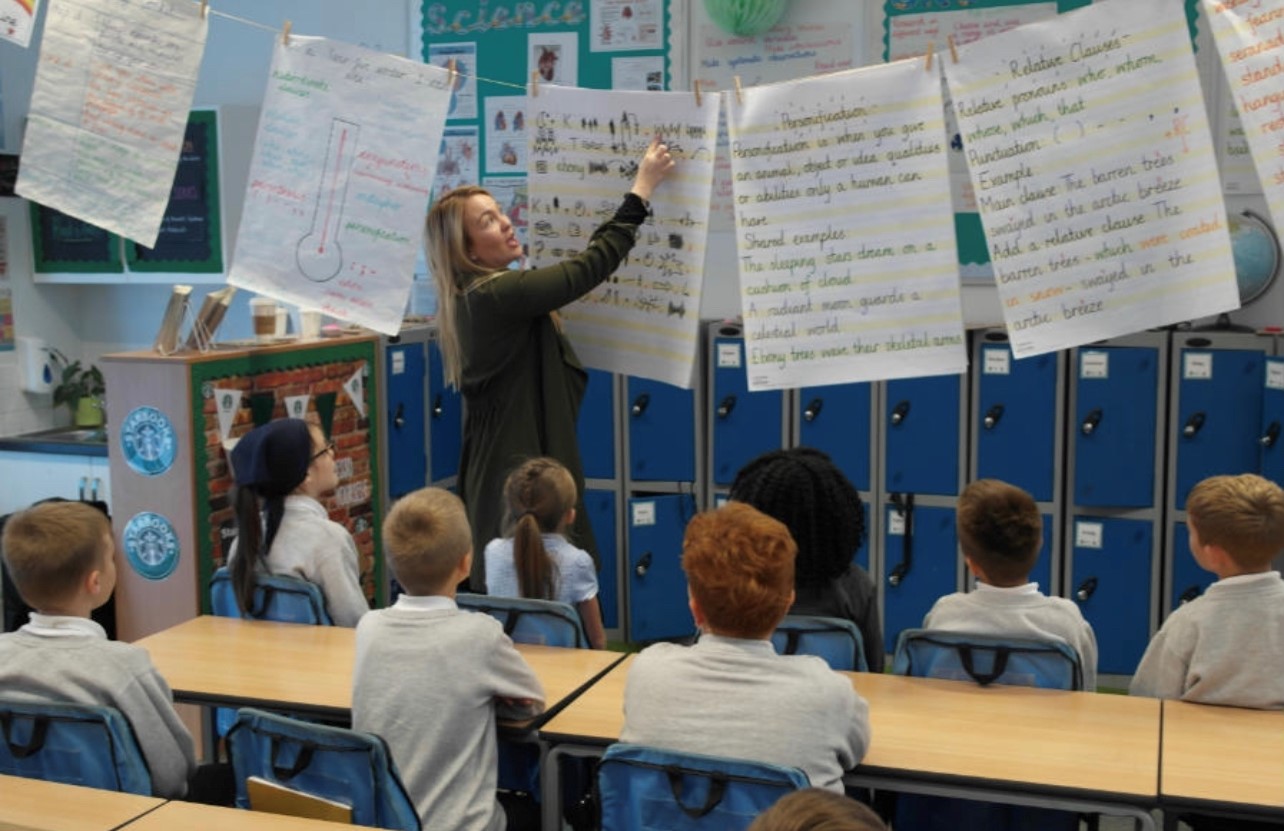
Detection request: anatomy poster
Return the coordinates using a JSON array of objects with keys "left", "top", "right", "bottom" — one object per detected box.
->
[{"left": 228, "top": 36, "right": 453, "bottom": 335}]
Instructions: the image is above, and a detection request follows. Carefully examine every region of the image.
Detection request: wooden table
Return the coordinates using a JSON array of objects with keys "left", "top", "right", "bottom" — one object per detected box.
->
[
  {"left": 1161, "top": 700, "right": 1284, "bottom": 825},
  {"left": 0, "top": 774, "right": 164, "bottom": 831},
  {"left": 118, "top": 800, "right": 379, "bottom": 830}
]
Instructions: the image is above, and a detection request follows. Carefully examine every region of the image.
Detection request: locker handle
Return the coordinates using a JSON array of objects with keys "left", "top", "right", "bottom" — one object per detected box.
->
[
  {"left": 91, "top": 478, "right": 101, "bottom": 502},
  {"left": 631, "top": 393, "right": 650, "bottom": 418},
  {"left": 1261, "top": 421, "right": 1280, "bottom": 448},
  {"left": 716, "top": 395, "right": 736, "bottom": 419},
  {"left": 1178, "top": 585, "right": 1202, "bottom": 605},
  {"left": 78, "top": 477, "right": 89, "bottom": 501},
  {"left": 1075, "top": 577, "right": 1098, "bottom": 602},
  {"left": 889, "top": 400, "right": 910, "bottom": 426},
  {"left": 634, "top": 551, "right": 653, "bottom": 577},
  {"left": 393, "top": 402, "right": 406, "bottom": 430},
  {"left": 887, "top": 492, "right": 914, "bottom": 587},
  {"left": 1182, "top": 411, "right": 1206, "bottom": 438},
  {"left": 803, "top": 398, "right": 823, "bottom": 422},
  {"left": 983, "top": 404, "right": 1004, "bottom": 430},
  {"left": 431, "top": 394, "right": 443, "bottom": 419},
  {"left": 1081, "top": 408, "right": 1103, "bottom": 436}
]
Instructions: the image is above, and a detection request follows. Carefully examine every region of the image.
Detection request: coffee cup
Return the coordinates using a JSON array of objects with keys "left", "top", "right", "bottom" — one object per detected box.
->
[{"left": 250, "top": 297, "right": 278, "bottom": 342}]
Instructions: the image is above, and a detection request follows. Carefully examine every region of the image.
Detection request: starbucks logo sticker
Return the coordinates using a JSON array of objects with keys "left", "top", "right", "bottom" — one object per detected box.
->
[
  {"left": 123, "top": 512, "right": 180, "bottom": 581},
  {"left": 120, "top": 406, "right": 177, "bottom": 477}
]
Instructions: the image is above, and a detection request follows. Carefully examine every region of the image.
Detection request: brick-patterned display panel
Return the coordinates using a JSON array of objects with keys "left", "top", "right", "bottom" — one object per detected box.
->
[{"left": 190, "top": 341, "right": 382, "bottom": 612}]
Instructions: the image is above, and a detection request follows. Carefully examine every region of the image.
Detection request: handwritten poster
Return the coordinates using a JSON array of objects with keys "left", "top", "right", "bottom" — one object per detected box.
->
[
  {"left": 0, "top": 0, "right": 41, "bottom": 48},
  {"left": 1214, "top": 73, "right": 1261, "bottom": 194},
  {"left": 1203, "top": 0, "right": 1284, "bottom": 223},
  {"left": 528, "top": 85, "right": 720, "bottom": 388},
  {"left": 944, "top": 0, "right": 1239, "bottom": 357},
  {"left": 15, "top": 0, "right": 207, "bottom": 247},
  {"left": 727, "top": 60, "right": 967, "bottom": 391},
  {"left": 228, "top": 37, "right": 453, "bottom": 336}
]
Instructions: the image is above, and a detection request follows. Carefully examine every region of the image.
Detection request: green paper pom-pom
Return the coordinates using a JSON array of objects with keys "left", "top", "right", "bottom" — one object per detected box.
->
[{"left": 704, "top": 0, "right": 790, "bottom": 36}]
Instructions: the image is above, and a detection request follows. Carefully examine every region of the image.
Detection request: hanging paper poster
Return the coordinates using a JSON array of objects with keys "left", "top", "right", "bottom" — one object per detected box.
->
[
  {"left": 0, "top": 0, "right": 41, "bottom": 48},
  {"left": 944, "top": 0, "right": 1239, "bottom": 357},
  {"left": 228, "top": 37, "right": 453, "bottom": 336},
  {"left": 726, "top": 60, "right": 967, "bottom": 391},
  {"left": 1203, "top": 0, "right": 1284, "bottom": 225},
  {"left": 426, "top": 42, "right": 477, "bottom": 120},
  {"left": 485, "top": 96, "right": 528, "bottom": 174},
  {"left": 527, "top": 85, "right": 720, "bottom": 388},
  {"left": 15, "top": 0, "right": 207, "bottom": 247}
]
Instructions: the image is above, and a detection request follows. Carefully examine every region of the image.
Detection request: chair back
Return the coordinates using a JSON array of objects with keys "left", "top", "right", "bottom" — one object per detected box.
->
[
  {"left": 227, "top": 708, "right": 419, "bottom": 831},
  {"left": 891, "top": 629, "right": 1082, "bottom": 690},
  {"left": 456, "top": 593, "right": 587, "bottom": 648},
  {"left": 0, "top": 698, "right": 152, "bottom": 795},
  {"left": 596, "top": 743, "right": 809, "bottom": 831},
  {"left": 770, "top": 615, "right": 868, "bottom": 672},
  {"left": 210, "top": 566, "right": 333, "bottom": 626}
]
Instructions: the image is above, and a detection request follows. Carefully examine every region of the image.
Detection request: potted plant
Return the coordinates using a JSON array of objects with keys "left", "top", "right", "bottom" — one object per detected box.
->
[{"left": 49, "top": 348, "right": 106, "bottom": 427}]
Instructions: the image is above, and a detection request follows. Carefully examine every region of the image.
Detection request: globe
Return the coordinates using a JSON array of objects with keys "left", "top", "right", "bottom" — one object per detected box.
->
[{"left": 1228, "top": 210, "right": 1281, "bottom": 307}]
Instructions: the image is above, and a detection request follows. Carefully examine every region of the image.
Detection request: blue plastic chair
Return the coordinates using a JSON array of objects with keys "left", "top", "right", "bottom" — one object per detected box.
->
[
  {"left": 597, "top": 743, "right": 809, "bottom": 831},
  {"left": 891, "top": 628, "right": 1083, "bottom": 690},
  {"left": 0, "top": 698, "right": 152, "bottom": 795},
  {"left": 227, "top": 708, "right": 419, "bottom": 831},
  {"left": 770, "top": 615, "right": 869, "bottom": 672},
  {"left": 456, "top": 593, "right": 587, "bottom": 649},
  {"left": 209, "top": 566, "right": 333, "bottom": 625}
]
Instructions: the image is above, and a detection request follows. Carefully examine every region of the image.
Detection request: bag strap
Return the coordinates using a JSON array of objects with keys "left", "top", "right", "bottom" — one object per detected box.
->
[
  {"left": 665, "top": 766, "right": 727, "bottom": 818},
  {"left": 0, "top": 713, "right": 50, "bottom": 759},
  {"left": 781, "top": 630, "right": 802, "bottom": 655},
  {"left": 270, "top": 736, "right": 315, "bottom": 780},
  {"left": 958, "top": 645, "right": 1010, "bottom": 686}
]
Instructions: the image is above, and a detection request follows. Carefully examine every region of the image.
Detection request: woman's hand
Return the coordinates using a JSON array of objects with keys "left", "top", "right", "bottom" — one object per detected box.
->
[{"left": 630, "top": 136, "right": 676, "bottom": 202}]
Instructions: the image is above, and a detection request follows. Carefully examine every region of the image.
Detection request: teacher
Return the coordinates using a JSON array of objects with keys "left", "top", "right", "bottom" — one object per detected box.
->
[{"left": 426, "top": 137, "right": 676, "bottom": 591}]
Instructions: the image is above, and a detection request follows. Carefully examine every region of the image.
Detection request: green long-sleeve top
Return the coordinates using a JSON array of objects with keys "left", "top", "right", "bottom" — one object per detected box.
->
[{"left": 456, "top": 194, "right": 647, "bottom": 590}]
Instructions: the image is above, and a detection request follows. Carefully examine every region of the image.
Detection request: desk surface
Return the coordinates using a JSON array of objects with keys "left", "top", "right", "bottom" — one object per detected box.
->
[
  {"left": 137, "top": 616, "right": 624, "bottom": 726},
  {"left": 1162, "top": 701, "right": 1284, "bottom": 811},
  {"left": 0, "top": 774, "right": 164, "bottom": 831},
  {"left": 120, "top": 800, "right": 379, "bottom": 830},
  {"left": 540, "top": 661, "right": 1160, "bottom": 799}
]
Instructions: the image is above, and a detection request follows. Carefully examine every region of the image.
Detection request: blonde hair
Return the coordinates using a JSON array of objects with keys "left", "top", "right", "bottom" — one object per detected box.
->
[
  {"left": 748, "top": 789, "right": 887, "bottom": 831},
  {"left": 2, "top": 501, "right": 111, "bottom": 610},
  {"left": 1186, "top": 473, "right": 1284, "bottom": 569},
  {"left": 425, "top": 185, "right": 498, "bottom": 389},
  {"left": 382, "top": 488, "right": 473, "bottom": 594},
  {"left": 503, "top": 457, "right": 577, "bottom": 600}
]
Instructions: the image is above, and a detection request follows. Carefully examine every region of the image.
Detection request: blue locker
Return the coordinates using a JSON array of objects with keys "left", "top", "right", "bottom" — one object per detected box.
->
[
  {"left": 798, "top": 382, "right": 874, "bottom": 492},
  {"left": 1029, "top": 514, "right": 1054, "bottom": 591},
  {"left": 385, "top": 340, "right": 427, "bottom": 500},
  {"left": 884, "top": 376, "right": 963, "bottom": 496},
  {"left": 1073, "top": 345, "right": 1161, "bottom": 508},
  {"left": 1172, "top": 345, "right": 1265, "bottom": 508},
  {"left": 881, "top": 504, "right": 958, "bottom": 655},
  {"left": 427, "top": 339, "right": 462, "bottom": 483},
  {"left": 584, "top": 487, "right": 619, "bottom": 629},
  {"left": 627, "top": 493, "right": 697, "bottom": 642},
  {"left": 1069, "top": 517, "right": 1153, "bottom": 675},
  {"left": 578, "top": 368, "right": 616, "bottom": 481},
  {"left": 710, "top": 330, "right": 783, "bottom": 486},
  {"left": 627, "top": 378, "right": 696, "bottom": 483},
  {"left": 1261, "top": 358, "right": 1284, "bottom": 486},
  {"left": 1168, "top": 522, "right": 1211, "bottom": 612},
  {"left": 974, "top": 344, "right": 1058, "bottom": 502},
  {"left": 854, "top": 502, "right": 871, "bottom": 574}
]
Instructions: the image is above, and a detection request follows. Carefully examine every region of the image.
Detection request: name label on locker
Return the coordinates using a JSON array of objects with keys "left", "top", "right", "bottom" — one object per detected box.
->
[
  {"left": 1080, "top": 352, "right": 1109, "bottom": 379},
  {"left": 887, "top": 511, "right": 906, "bottom": 535},
  {"left": 1268, "top": 362, "right": 1284, "bottom": 390},
  {"left": 983, "top": 348, "right": 1010, "bottom": 375},
  {"left": 391, "top": 350, "right": 406, "bottom": 375},
  {"left": 717, "top": 343, "right": 741, "bottom": 368},
  {"left": 1183, "top": 352, "right": 1213, "bottom": 380},
  {"left": 631, "top": 501, "right": 656, "bottom": 526},
  {"left": 1075, "top": 521, "right": 1103, "bottom": 549}
]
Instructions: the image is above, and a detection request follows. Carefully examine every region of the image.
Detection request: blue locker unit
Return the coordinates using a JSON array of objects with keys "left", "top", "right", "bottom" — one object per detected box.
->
[
  {"left": 578, "top": 368, "right": 617, "bottom": 481},
  {"left": 627, "top": 377, "right": 696, "bottom": 483},
  {"left": 798, "top": 382, "right": 874, "bottom": 493},
  {"left": 427, "top": 338, "right": 462, "bottom": 484},
  {"left": 884, "top": 375, "right": 964, "bottom": 496},
  {"left": 1069, "top": 516, "right": 1154, "bottom": 675},
  {"left": 973, "top": 338, "right": 1058, "bottom": 502},
  {"left": 708, "top": 324, "right": 785, "bottom": 487},
  {"left": 1029, "top": 514, "right": 1054, "bottom": 591},
  {"left": 1167, "top": 521, "right": 1211, "bottom": 611},
  {"left": 627, "top": 493, "right": 697, "bottom": 642},
  {"left": 384, "top": 338, "right": 427, "bottom": 501},
  {"left": 1261, "top": 358, "right": 1284, "bottom": 486},
  {"left": 881, "top": 504, "right": 958, "bottom": 655},
  {"left": 584, "top": 487, "right": 620, "bottom": 629},
  {"left": 1072, "top": 343, "right": 1162, "bottom": 508}
]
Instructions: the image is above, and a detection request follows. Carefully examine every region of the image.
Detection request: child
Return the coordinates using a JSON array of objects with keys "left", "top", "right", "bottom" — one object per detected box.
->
[
  {"left": 0, "top": 501, "right": 196, "bottom": 798},
  {"left": 748, "top": 788, "right": 888, "bottom": 831},
  {"left": 730, "top": 447, "right": 884, "bottom": 672},
  {"left": 484, "top": 457, "right": 606, "bottom": 649},
  {"left": 1131, "top": 473, "right": 1284, "bottom": 708},
  {"left": 621, "top": 502, "right": 870, "bottom": 792},
  {"left": 228, "top": 417, "right": 367, "bottom": 626},
  {"left": 353, "top": 487, "right": 545, "bottom": 831},
  {"left": 924, "top": 478, "right": 1098, "bottom": 691}
]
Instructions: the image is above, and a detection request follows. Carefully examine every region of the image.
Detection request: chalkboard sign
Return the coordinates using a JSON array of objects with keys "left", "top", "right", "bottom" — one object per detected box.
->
[
  {"left": 29, "top": 202, "right": 123, "bottom": 273},
  {"left": 126, "top": 109, "right": 223, "bottom": 273}
]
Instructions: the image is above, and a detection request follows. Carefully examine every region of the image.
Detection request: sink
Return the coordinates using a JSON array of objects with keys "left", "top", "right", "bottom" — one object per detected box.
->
[
  {"left": 20, "top": 426, "right": 108, "bottom": 444},
  {"left": 0, "top": 426, "right": 109, "bottom": 456}
]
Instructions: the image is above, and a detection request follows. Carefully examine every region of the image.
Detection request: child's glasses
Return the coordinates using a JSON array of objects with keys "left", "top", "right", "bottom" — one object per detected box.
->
[{"left": 310, "top": 441, "right": 335, "bottom": 462}]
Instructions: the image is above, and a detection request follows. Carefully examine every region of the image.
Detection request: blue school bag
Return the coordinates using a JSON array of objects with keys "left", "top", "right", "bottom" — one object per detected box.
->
[{"left": 0, "top": 698, "right": 152, "bottom": 795}]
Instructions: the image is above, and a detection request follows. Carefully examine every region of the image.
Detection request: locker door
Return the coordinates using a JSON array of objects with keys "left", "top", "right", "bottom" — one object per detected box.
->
[
  {"left": 1261, "top": 358, "right": 1284, "bottom": 486},
  {"left": 884, "top": 375, "right": 963, "bottom": 497},
  {"left": 1069, "top": 517, "right": 1153, "bottom": 675},
  {"left": 385, "top": 341, "right": 426, "bottom": 500},
  {"left": 798, "top": 382, "right": 874, "bottom": 492},
  {"left": 975, "top": 346, "right": 1058, "bottom": 501},
  {"left": 578, "top": 368, "right": 616, "bottom": 481},
  {"left": 627, "top": 494, "right": 697, "bottom": 642},
  {"left": 1073, "top": 347, "right": 1160, "bottom": 508},
  {"left": 881, "top": 504, "right": 958, "bottom": 655},
  {"left": 710, "top": 333, "right": 783, "bottom": 486},
  {"left": 1168, "top": 521, "right": 1213, "bottom": 613},
  {"left": 1173, "top": 348, "right": 1265, "bottom": 508},
  {"left": 584, "top": 487, "right": 619, "bottom": 629},
  {"left": 627, "top": 378, "right": 696, "bottom": 483},
  {"left": 427, "top": 339, "right": 462, "bottom": 483}
]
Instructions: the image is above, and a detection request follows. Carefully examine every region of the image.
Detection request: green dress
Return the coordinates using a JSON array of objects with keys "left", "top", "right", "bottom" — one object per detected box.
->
[{"left": 456, "top": 197, "right": 645, "bottom": 591}]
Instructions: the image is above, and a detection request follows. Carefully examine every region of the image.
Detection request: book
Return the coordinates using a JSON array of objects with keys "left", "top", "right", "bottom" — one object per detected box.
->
[
  {"left": 186, "top": 285, "right": 236, "bottom": 350},
  {"left": 246, "top": 775, "right": 353, "bottom": 824},
  {"left": 152, "top": 284, "right": 192, "bottom": 355}
]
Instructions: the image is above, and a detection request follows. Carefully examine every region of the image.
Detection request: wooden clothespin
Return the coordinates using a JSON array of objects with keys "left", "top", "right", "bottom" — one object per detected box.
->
[
  {"left": 446, "top": 58, "right": 458, "bottom": 88},
  {"left": 199, "top": 0, "right": 207, "bottom": 19},
  {"left": 924, "top": 41, "right": 934, "bottom": 72},
  {"left": 733, "top": 75, "right": 744, "bottom": 106},
  {"left": 281, "top": 20, "right": 292, "bottom": 46},
  {"left": 948, "top": 35, "right": 959, "bottom": 64},
  {"left": 530, "top": 69, "right": 539, "bottom": 98},
  {"left": 693, "top": 79, "right": 702, "bottom": 107}
]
